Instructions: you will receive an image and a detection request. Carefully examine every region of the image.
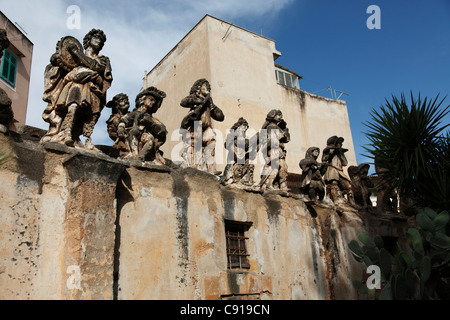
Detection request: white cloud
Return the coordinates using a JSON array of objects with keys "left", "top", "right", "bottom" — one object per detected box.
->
[{"left": 0, "top": 0, "right": 293, "bottom": 146}]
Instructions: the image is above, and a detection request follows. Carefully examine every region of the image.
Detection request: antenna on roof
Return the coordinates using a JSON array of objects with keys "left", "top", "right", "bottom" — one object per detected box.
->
[
  {"left": 14, "top": 22, "right": 27, "bottom": 35},
  {"left": 328, "top": 86, "right": 349, "bottom": 100}
]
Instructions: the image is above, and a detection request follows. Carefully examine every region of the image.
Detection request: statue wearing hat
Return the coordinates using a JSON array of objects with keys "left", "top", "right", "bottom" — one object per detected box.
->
[
  {"left": 322, "top": 136, "right": 355, "bottom": 205},
  {"left": 118, "top": 87, "right": 168, "bottom": 165}
]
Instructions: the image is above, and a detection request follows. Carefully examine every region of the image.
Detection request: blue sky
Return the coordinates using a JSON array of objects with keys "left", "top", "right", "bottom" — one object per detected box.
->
[
  {"left": 1, "top": 0, "right": 449, "bottom": 168},
  {"left": 233, "top": 0, "right": 450, "bottom": 166}
]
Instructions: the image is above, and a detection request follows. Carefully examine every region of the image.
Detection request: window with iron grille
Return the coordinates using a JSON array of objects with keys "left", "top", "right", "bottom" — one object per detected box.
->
[{"left": 225, "top": 220, "right": 253, "bottom": 270}]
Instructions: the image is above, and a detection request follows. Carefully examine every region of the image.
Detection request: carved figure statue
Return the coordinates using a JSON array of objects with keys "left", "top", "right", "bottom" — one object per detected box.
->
[
  {"left": 0, "top": 28, "right": 10, "bottom": 59},
  {"left": 0, "top": 88, "right": 13, "bottom": 134},
  {"left": 221, "top": 117, "right": 257, "bottom": 187},
  {"left": 374, "top": 157, "right": 398, "bottom": 213},
  {"left": 180, "top": 79, "right": 224, "bottom": 175},
  {"left": 322, "top": 136, "right": 355, "bottom": 205},
  {"left": 41, "top": 29, "right": 113, "bottom": 150},
  {"left": 299, "top": 147, "right": 328, "bottom": 201},
  {"left": 348, "top": 163, "right": 374, "bottom": 208},
  {"left": 119, "top": 87, "right": 167, "bottom": 165},
  {"left": 258, "top": 109, "right": 290, "bottom": 191},
  {"left": 0, "top": 29, "right": 13, "bottom": 134},
  {"left": 106, "top": 93, "right": 131, "bottom": 157}
]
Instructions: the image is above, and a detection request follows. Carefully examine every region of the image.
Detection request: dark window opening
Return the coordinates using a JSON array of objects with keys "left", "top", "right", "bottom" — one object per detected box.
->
[
  {"left": 381, "top": 236, "right": 398, "bottom": 257},
  {"left": 225, "top": 220, "right": 252, "bottom": 270}
]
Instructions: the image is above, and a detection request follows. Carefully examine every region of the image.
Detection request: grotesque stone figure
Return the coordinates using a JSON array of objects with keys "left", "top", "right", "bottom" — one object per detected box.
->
[
  {"left": 322, "top": 136, "right": 355, "bottom": 205},
  {"left": 374, "top": 157, "right": 398, "bottom": 213},
  {"left": 106, "top": 93, "right": 131, "bottom": 157},
  {"left": 41, "top": 29, "right": 113, "bottom": 150},
  {"left": 299, "top": 147, "right": 328, "bottom": 201},
  {"left": 180, "top": 79, "right": 224, "bottom": 175},
  {"left": 221, "top": 117, "right": 257, "bottom": 187},
  {"left": 0, "top": 28, "right": 13, "bottom": 134},
  {"left": 348, "top": 163, "right": 374, "bottom": 208},
  {"left": 119, "top": 87, "right": 167, "bottom": 165},
  {"left": 0, "top": 28, "right": 10, "bottom": 59},
  {"left": 0, "top": 89, "right": 13, "bottom": 134},
  {"left": 258, "top": 109, "right": 290, "bottom": 191}
]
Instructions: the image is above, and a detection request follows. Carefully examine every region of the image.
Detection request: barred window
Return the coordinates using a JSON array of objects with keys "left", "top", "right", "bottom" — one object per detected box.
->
[{"left": 225, "top": 220, "right": 253, "bottom": 270}]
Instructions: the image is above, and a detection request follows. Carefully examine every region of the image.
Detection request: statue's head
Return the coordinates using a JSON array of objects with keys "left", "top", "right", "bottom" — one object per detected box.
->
[
  {"left": 358, "top": 163, "right": 370, "bottom": 176},
  {"left": 266, "top": 109, "right": 283, "bottom": 123},
  {"left": 326, "top": 136, "right": 344, "bottom": 148},
  {"left": 231, "top": 117, "right": 249, "bottom": 131},
  {"left": 190, "top": 79, "right": 211, "bottom": 96},
  {"left": 306, "top": 147, "right": 320, "bottom": 160},
  {"left": 83, "top": 29, "right": 107, "bottom": 52},
  {"left": 106, "top": 93, "right": 129, "bottom": 115},
  {"left": 135, "top": 87, "right": 166, "bottom": 114},
  {"left": 0, "top": 29, "right": 10, "bottom": 59}
]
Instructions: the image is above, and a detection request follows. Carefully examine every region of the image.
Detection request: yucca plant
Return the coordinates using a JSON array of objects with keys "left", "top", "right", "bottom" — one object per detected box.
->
[{"left": 363, "top": 92, "right": 450, "bottom": 211}]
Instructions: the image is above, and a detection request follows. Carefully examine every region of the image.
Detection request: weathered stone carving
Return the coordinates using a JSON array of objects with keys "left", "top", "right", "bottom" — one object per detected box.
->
[
  {"left": 348, "top": 163, "right": 374, "bottom": 208},
  {"left": 258, "top": 109, "right": 290, "bottom": 191},
  {"left": 180, "top": 79, "right": 224, "bottom": 175},
  {"left": 118, "top": 87, "right": 168, "bottom": 165},
  {"left": 299, "top": 147, "right": 328, "bottom": 201},
  {"left": 0, "top": 28, "right": 10, "bottom": 59},
  {"left": 106, "top": 93, "right": 131, "bottom": 157},
  {"left": 374, "top": 158, "right": 398, "bottom": 213},
  {"left": 221, "top": 117, "right": 257, "bottom": 187},
  {"left": 0, "top": 28, "right": 13, "bottom": 134},
  {"left": 41, "top": 29, "right": 113, "bottom": 150},
  {"left": 322, "top": 136, "right": 355, "bottom": 205},
  {"left": 0, "top": 88, "right": 13, "bottom": 134}
]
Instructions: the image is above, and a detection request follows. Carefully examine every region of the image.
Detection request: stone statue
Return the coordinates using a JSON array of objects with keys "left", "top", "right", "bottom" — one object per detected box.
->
[
  {"left": 0, "top": 89, "right": 13, "bottom": 134},
  {"left": 0, "top": 28, "right": 13, "bottom": 134},
  {"left": 106, "top": 93, "right": 131, "bottom": 158},
  {"left": 0, "top": 28, "right": 10, "bottom": 59},
  {"left": 221, "top": 117, "right": 257, "bottom": 187},
  {"left": 41, "top": 29, "right": 113, "bottom": 150},
  {"left": 348, "top": 163, "right": 374, "bottom": 208},
  {"left": 299, "top": 147, "right": 328, "bottom": 201},
  {"left": 374, "top": 157, "right": 398, "bottom": 213},
  {"left": 180, "top": 79, "right": 224, "bottom": 175},
  {"left": 258, "top": 109, "right": 290, "bottom": 191},
  {"left": 119, "top": 87, "right": 167, "bottom": 165},
  {"left": 322, "top": 136, "right": 355, "bottom": 205}
]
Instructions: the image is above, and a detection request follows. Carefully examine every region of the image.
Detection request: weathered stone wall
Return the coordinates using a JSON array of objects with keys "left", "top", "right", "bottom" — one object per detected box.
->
[{"left": 1, "top": 132, "right": 407, "bottom": 300}]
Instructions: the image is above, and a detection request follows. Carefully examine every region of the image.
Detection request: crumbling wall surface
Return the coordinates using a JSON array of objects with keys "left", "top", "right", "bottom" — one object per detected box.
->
[
  {"left": 0, "top": 134, "right": 124, "bottom": 299},
  {"left": 116, "top": 167, "right": 367, "bottom": 300},
  {"left": 1, "top": 133, "right": 368, "bottom": 300}
]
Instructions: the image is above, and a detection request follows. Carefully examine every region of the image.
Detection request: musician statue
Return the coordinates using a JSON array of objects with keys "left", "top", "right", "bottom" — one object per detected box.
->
[
  {"left": 221, "top": 117, "right": 258, "bottom": 187},
  {"left": 0, "top": 28, "right": 13, "bottom": 134},
  {"left": 106, "top": 93, "right": 131, "bottom": 157},
  {"left": 180, "top": 79, "right": 224, "bottom": 174},
  {"left": 322, "top": 136, "right": 355, "bottom": 205},
  {"left": 118, "top": 87, "right": 167, "bottom": 165},
  {"left": 258, "top": 109, "right": 290, "bottom": 191},
  {"left": 299, "top": 147, "right": 328, "bottom": 201},
  {"left": 348, "top": 163, "right": 374, "bottom": 208},
  {"left": 41, "top": 29, "right": 113, "bottom": 150}
]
